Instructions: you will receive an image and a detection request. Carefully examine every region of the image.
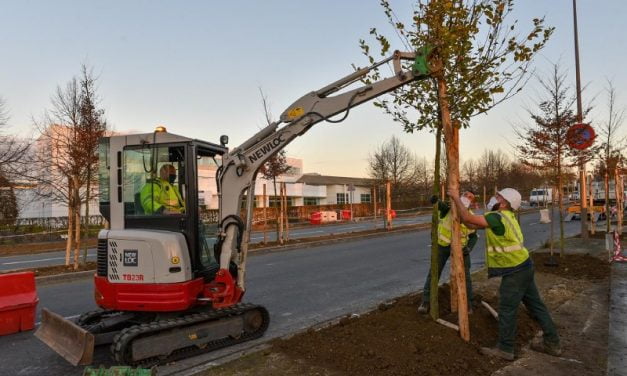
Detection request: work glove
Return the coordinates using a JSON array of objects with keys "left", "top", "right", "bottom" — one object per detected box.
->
[{"left": 430, "top": 195, "right": 439, "bottom": 205}]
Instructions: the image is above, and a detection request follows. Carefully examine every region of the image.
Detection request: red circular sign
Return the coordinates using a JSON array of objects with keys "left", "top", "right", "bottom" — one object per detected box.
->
[{"left": 566, "top": 123, "right": 595, "bottom": 150}]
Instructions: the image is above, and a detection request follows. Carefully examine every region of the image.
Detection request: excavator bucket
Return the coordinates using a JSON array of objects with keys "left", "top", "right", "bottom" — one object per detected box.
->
[{"left": 35, "top": 308, "right": 95, "bottom": 366}]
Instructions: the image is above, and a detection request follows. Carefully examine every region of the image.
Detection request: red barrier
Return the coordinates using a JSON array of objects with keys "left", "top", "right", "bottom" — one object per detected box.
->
[
  {"left": 341, "top": 210, "right": 352, "bottom": 220},
  {"left": 0, "top": 271, "right": 39, "bottom": 335},
  {"left": 378, "top": 209, "right": 397, "bottom": 219},
  {"left": 310, "top": 211, "right": 322, "bottom": 225}
]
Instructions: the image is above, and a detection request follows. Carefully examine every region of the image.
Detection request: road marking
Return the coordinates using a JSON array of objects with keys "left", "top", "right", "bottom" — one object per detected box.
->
[
  {"left": 35, "top": 314, "right": 81, "bottom": 326},
  {"left": 340, "top": 226, "right": 363, "bottom": 230},
  {"left": 2, "top": 255, "right": 96, "bottom": 266},
  {"left": 292, "top": 230, "right": 326, "bottom": 235}
]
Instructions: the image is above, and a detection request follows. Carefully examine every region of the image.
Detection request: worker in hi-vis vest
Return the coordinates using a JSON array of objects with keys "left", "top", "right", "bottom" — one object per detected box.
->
[
  {"left": 140, "top": 164, "right": 186, "bottom": 215},
  {"left": 449, "top": 187, "right": 560, "bottom": 361},
  {"left": 418, "top": 191, "right": 478, "bottom": 315}
]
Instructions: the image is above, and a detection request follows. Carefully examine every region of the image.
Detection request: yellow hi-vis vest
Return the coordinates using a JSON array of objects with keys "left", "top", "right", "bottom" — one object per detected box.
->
[
  {"left": 484, "top": 210, "right": 530, "bottom": 271},
  {"left": 437, "top": 209, "right": 475, "bottom": 247},
  {"left": 140, "top": 179, "right": 185, "bottom": 214}
]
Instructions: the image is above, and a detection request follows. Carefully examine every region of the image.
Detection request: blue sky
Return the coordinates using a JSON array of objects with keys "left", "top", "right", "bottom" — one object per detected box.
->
[{"left": 1, "top": 0, "right": 625, "bottom": 177}]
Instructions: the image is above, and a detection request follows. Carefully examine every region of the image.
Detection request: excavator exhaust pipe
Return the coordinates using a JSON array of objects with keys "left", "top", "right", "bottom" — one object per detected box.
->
[{"left": 35, "top": 308, "right": 94, "bottom": 365}]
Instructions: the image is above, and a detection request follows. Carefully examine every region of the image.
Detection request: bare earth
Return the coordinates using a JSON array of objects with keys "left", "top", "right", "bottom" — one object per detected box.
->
[{"left": 203, "top": 244, "right": 610, "bottom": 376}]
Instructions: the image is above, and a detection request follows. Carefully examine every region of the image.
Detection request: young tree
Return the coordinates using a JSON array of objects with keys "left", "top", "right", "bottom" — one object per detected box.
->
[
  {"left": 77, "top": 65, "right": 108, "bottom": 263},
  {"left": 257, "top": 88, "right": 291, "bottom": 242},
  {"left": 597, "top": 80, "right": 625, "bottom": 232},
  {"left": 360, "top": 0, "right": 553, "bottom": 338},
  {"left": 516, "top": 63, "right": 595, "bottom": 256},
  {"left": 28, "top": 66, "right": 107, "bottom": 269}
]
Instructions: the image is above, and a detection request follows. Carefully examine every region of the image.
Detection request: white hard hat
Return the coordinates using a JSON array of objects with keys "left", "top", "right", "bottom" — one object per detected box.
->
[{"left": 498, "top": 188, "right": 522, "bottom": 210}]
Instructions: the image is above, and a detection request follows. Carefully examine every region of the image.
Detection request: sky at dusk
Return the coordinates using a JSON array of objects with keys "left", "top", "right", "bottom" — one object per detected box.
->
[{"left": 1, "top": 0, "right": 625, "bottom": 177}]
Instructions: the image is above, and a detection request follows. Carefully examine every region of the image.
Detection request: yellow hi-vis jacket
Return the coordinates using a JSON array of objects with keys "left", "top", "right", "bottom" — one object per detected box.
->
[
  {"left": 484, "top": 210, "right": 530, "bottom": 272},
  {"left": 140, "top": 178, "right": 185, "bottom": 214},
  {"left": 437, "top": 209, "right": 475, "bottom": 247}
]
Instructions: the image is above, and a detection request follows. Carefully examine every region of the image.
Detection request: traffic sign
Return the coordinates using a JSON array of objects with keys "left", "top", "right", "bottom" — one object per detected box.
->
[{"left": 566, "top": 123, "right": 595, "bottom": 150}]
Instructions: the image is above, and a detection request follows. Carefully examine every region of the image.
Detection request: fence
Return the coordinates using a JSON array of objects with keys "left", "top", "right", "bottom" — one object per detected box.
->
[{"left": 0, "top": 215, "right": 106, "bottom": 245}]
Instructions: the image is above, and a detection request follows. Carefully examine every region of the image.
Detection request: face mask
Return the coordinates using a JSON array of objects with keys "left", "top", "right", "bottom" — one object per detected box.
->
[
  {"left": 460, "top": 196, "right": 471, "bottom": 209},
  {"left": 168, "top": 174, "right": 177, "bottom": 184},
  {"left": 487, "top": 196, "right": 499, "bottom": 211}
]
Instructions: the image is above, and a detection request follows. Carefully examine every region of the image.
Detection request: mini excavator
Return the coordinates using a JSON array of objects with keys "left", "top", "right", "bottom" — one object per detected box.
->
[{"left": 35, "top": 47, "right": 433, "bottom": 366}]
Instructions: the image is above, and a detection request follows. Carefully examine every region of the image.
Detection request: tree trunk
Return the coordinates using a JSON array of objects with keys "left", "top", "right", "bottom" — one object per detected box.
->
[
  {"left": 65, "top": 202, "right": 73, "bottom": 266},
  {"left": 83, "top": 171, "right": 91, "bottom": 266},
  {"left": 278, "top": 181, "right": 284, "bottom": 245},
  {"left": 616, "top": 168, "right": 623, "bottom": 233},
  {"left": 273, "top": 177, "right": 280, "bottom": 242},
  {"left": 605, "top": 172, "right": 610, "bottom": 233},
  {"left": 283, "top": 182, "right": 290, "bottom": 241},
  {"left": 74, "top": 202, "right": 81, "bottom": 270},
  {"left": 558, "top": 166, "right": 565, "bottom": 256},
  {"left": 263, "top": 184, "right": 267, "bottom": 244},
  {"left": 73, "top": 175, "right": 82, "bottom": 270},
  {"left": 429, "top": 124, "right": 442, "bottom": 321},
  {"left": 65, "top": 177, "right": 74, "bottom": 266},
  {"left": 437, "top": 75, "right": 470, "bottom": 341}
]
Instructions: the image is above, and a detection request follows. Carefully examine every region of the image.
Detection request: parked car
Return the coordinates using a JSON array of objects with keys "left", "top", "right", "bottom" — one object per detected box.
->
[{"left": 529, "top": 188, "right": 552, "bottom": 206}]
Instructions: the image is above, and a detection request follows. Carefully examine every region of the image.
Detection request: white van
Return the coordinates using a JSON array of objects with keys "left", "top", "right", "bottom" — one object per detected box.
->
[{"left": 529, "top": 188, "right": 552, "bottom": 206}]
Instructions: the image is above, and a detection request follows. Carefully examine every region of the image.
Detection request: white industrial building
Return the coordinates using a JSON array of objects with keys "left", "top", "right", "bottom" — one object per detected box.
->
[{"left": 15, "top": 157, "right": 374, "bottom": 218}]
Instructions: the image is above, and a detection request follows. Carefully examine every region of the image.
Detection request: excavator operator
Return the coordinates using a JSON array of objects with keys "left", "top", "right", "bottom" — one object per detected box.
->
[{"left": 140, "top": 164, "right": 185, "bottom": 215}]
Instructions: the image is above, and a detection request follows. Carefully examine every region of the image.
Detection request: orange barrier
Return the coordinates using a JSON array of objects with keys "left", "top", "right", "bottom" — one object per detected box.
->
[{"left": 0, "top": 271, "right": 39, "bottom": 335}]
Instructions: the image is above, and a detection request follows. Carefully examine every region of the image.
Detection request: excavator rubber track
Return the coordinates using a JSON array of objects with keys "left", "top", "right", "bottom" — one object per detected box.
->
[{"left": 110, "top": 303, "right": 270, "bottom": 367}]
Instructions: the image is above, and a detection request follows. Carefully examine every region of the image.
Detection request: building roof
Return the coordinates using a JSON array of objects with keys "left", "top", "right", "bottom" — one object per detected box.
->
[{"left": 296, "top": 173, "right": 374, "bottom": 187}]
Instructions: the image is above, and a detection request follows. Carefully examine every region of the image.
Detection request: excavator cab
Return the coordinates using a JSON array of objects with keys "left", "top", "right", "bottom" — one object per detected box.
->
[{"left": 98, "top": 129, "right": 228, "bottom": 277}]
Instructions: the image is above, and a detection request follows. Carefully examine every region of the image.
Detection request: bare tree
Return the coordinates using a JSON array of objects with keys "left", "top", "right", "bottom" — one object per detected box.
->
[
  {"left": 256, "top": 88, "right": 291, "bottom": 242},
  {"left": 27, "top": 67, "right": 107, "bottom": 269},
  {"left": 77, "top": 65, "right": 108, "bottom": 263},
  {"left": 476, "top": 149, "right": 510, "bottom": 192},
  {"left": 368, "top": 136, "right": 416, "bottom": 201},
  {"left": 596, "top": 79, "right": 626, "bottom": 232},
  {"left": 0, "top": 97, "right": 30, "bottom": 175},
  {"left": 516, "top": 63, "right": 595, "bottom": 256}
]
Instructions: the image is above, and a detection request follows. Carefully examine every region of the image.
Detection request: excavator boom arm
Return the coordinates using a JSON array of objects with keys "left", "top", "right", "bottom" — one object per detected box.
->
[{"left": 215, "top": 47, "right": 433, "bottom": 296}]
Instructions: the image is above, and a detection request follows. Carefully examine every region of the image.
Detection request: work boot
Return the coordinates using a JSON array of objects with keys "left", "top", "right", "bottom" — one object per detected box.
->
[
  {"left": 480, "top": 346, "right": 515, "bottom": 361},
  {"left": 530, "top": 338, "right": 562, "bottom": 357},
  {"left": 417, "top": 302, "right": 429, "bottom": 314}
]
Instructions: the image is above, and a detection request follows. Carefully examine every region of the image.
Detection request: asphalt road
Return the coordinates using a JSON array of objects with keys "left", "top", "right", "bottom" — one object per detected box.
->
[
  {"left": 0, "top": 216, "right": 428, "bottom": 271},
  {"left": 0, "top": 210, "right": 582, "bottom": 376}
]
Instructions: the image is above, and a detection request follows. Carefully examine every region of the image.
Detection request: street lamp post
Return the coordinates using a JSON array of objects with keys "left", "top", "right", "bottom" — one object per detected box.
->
[{"left": 572, "top": 0, "right": 588, "bottom": 239}]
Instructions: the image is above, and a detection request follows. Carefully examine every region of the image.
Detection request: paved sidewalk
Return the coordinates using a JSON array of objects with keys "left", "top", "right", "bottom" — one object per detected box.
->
[{"left": 608, "top": 261, "right": 627, "bottom": 376}]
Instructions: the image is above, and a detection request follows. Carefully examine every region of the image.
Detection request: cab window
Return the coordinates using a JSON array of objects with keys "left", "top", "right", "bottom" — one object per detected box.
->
[{"left": 123, "top": 146, "right": 186, "bottom": 216}]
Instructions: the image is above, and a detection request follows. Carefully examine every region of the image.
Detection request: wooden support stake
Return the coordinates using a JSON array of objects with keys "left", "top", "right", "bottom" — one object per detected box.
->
[
  {"left": 589, "top": 177, "right": 595, "bottom": 234},
  {"left": 616, "top": 167, "right": 624, "bottom": 233},
  {"left": 263, "top": 184, "right": 267, "bottom": 244},
  {"left": 373, "top": 185, "right": 377, "bottom": 228},
  {"left": 283, "top": 182, "right": 290, "bottom": 241},
  {"left": 278, "top": 183, "right": 284, "bottom": 245},
  {"left": 437, "top": 74, "right": 470, "bottom": 342},
  {"left": 386, "top": 181, "right": 392, "bottom": 230}
]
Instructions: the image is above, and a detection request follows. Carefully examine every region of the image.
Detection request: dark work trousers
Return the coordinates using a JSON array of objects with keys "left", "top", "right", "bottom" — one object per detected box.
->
[
  {"left": 422, "top": 245, "right": 473, "bottom": 306},
  {"left": 497, "top": 264, "right": 560, "bottom": 353}
]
